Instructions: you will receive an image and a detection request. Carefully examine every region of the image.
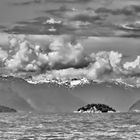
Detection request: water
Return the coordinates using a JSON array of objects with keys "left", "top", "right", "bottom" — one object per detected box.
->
[{"left": 0, "top": 112, "right": 140, "bottom": 139}]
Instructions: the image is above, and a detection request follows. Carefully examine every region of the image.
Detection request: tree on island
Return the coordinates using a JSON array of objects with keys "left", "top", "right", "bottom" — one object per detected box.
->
[{"left": 76, "top": 103, "right": 116, "bottom": 113}]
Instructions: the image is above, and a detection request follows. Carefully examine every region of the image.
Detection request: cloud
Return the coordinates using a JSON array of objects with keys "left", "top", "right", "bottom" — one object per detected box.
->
[
  {"left": 8, "top": 3, "right": 140, "bottom": 37},
  {"left": 95, "top": 5, "right": 140, "bottom": 16},
  {"left": 27, "top": 50, "right": 123, "bottom": 83},
  {"left": 10, "top": 0, "right": 92, "bottom": 6},
  {"left": 46, "top": 8, "right": 101, "bottom": 24},
  {"left": 123, "top": 56, "right": 140, "bottom": 76},
  {"left": 87, "top": 51, "right": 122, "bottom": 79},
  {"left": 35, "top": 35, "right": 88, "bottom": 71},
  {"left": 0, "top": 25, "right": 6, "bottom": 29},
  {"left": 68, "top": 9, "right": 101, "bottom": 22},
  {"left": 9, "top": 0, "right": 41, "bottom": 6},
  {"left": 0, "top": 48, "right": 8, "bottom": 61},
  {"left": 6, "top": 40, "right": 34, "bottom": 72},
  {"left": 27, "top": 49, "right": 140, "bottom": 88},
  {"left": 49, "top": 39, "right": 84, "bottom": 65},
  {"left": 109, "top": 51, "right": 122, "bottom": 72},
  {"left": 5, "top": 35, "right": 88, "bottom": 73},
  {"left": 1, "top": 34, "right": 140, "bottom": 87}
]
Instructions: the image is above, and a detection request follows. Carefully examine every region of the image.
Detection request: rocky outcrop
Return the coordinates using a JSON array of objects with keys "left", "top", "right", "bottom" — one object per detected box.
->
[
  {"left": 75, "top": 103, "right": 116, "bottom": 113},
  {"left": 0, "top": 105, "right": 17, "bottom": 113},
  {"left": 129, "top": 100, "right": 140, "bottom": 112}
]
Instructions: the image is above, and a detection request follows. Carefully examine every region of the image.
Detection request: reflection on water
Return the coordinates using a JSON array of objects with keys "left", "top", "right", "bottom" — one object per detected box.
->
[{"left": 0, "top": 112, "right": 140, "bottom": 139}]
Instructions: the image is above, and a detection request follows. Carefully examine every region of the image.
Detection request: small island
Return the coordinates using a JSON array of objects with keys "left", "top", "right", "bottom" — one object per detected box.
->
[
  {"left": 75, "top": 103, "right": 116, "bottom": 113},
  {"left": 0, "top": 105, "right": 17, "bottom": 113}
]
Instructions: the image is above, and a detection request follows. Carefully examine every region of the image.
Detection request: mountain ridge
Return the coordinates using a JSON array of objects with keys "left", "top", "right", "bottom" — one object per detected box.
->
[
  {"left": 129, "top": 100, "right": 140, "bottom": 112},
  {"left": 0, "top": 105, "right": 17, "bottom": 113}
]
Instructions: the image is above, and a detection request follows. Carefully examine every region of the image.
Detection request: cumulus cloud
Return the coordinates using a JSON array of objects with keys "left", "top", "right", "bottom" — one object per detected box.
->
[
  {"left": 35, "top": 36, "right": 88, "bottom": 71},
  {"left": 5, "top": 35, "right": 87, "bottom": 73},
  {"left": 123, "top": 56, "right": 140, "bottom": 77},
  {"left": 28, "top": 49, "right": 140, "bottom": 87},
  {"left": 48, "top": 39, "right": 84, "bottom": 66},
  {"left": 0, "top": 48, "right": 8, "bottom": 61},
  {"left": 1, "top": 34, "right": 140, "bottom": 87},
  {"left": 27, "top": 50, "right": 123, "bottom": 83},
  {"left": 6, "top": 40, "right": 33, "bottom": 71},
  {"left": 86, "top": 51, "right": 123, "bottom": 80},
  {"left": 109, "top": 51, "right": 123, "bottom": 74},
  {"left": 6, "top": 36, "right": 122, "bottom": 81}
]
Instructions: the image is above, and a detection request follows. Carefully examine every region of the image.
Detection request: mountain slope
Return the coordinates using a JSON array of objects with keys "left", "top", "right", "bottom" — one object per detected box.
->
[
  {"left": 0, "top": 77, "right": 85, "bottom": 112},
  {"left": 0, "top": 77, "right": 34, "bottom": 111},
  {"left": 0, "top": 105, "right": 16, "bottom": 113},
  {"left": 129, "top": 100, "right": 140, "bottom": 112}
]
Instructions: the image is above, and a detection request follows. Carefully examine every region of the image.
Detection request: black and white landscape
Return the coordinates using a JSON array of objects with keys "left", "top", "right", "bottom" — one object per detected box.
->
[{"left": 0, "top": 0, "right": 140, "bottom": 139}]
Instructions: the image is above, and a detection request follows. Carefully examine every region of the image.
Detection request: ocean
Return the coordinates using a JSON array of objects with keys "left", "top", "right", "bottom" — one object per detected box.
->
[{"left": 0, "top": 112, "right": 140, "bottom": 140}]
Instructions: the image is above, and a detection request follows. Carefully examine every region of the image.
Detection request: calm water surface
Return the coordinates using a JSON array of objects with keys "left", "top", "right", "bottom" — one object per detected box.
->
[{"left": 0, "top": 112, "right": 140, "bottom": 140}]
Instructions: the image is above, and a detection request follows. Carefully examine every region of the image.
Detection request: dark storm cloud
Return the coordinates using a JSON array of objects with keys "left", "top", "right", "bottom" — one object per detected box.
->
[
  {"left": 40, "top": 4, "right": 140, "bottom": 37},
  {"left": 9, "top": 0, "right": 41, "bottom": 6},
  {"left": 117, "top": 33, "right": 140, "bottom": 38},
  {"left": 9, "top": 1, "right": 36, "bottom": 6},
  {"left": 0, "top": 25, "right": 6, "bottom": 29},
  {"left": 4, "top": 19, "right": 64, "bottom": 35},
  {"left": 46, "top": 4, "right": 69, "bottom": 12},
  {"left": 10, "top": 0, "right": 92, "bottom": 6},
  {"left": 70, "top": 14, "right": 101, "bottom": 23},
  {"left": 42, "top": 0, "right": 92, "bottom": 3},
  {"left": 95, "top": 5, "right": 140, "bottom": 16},
  {"left": 6, "top": 6, "right": 104, "bottom": 35},
  {"left": 114, "top": 22, "right": 140, "bottom": 38}
]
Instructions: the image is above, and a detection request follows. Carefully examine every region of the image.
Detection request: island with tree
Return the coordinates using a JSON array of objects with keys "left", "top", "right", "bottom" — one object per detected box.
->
[{"left": 75, "top": 103, "right": 116, "bottom": 113}]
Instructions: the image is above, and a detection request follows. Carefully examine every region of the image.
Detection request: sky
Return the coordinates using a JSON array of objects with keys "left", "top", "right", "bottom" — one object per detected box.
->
[{"left": 0, "top": 0, "right": 140, "bottom": 112}]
